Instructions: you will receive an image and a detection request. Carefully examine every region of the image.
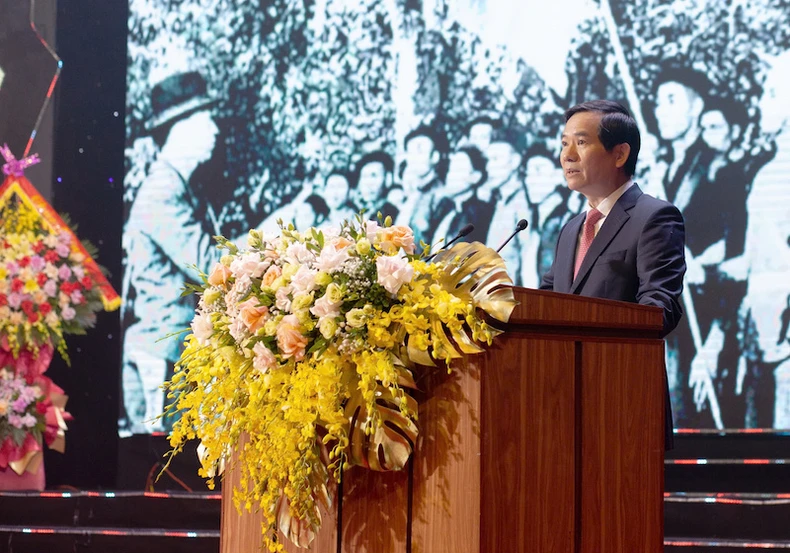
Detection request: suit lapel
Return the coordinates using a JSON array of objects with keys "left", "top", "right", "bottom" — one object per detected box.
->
[{"left": 570, "top": 184, "right": 642, "bottom": 294}]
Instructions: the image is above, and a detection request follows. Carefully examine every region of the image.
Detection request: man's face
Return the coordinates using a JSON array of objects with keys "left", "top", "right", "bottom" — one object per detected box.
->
[
  {"left": 525, "top": 155, "right": 562, "bottom": 204},
  {"left": 358, "top": 161, "right": 386, "bottom": 203},
  {"left": 485, "top": 142, "right": 520, "bottom": 186},
  {"left": 323, "top": 174, "right": 350, "bottom": 211},
  {"left": 404, "top": 135, "right": 436, "bottom": 180},
  {"left": 468, "top": 123, "right": 493, "bottom": 151},
  {"left": 655, "top": 81, "right": 698, "bottom": 141},
  {"left": 445, "top": 151, "right": 479, "bottom": 197},
  {"left": 700, "top": 110, "right": 732, "bottom": 153},
  {"left": 560, "top": 111, "right": 623, "bottom": 199},
  {"left": 168, "top": 110, "right": 219, "bottom": 164},
  {"left": 294, "top": 202, "right": 318, "bottom": 230}
]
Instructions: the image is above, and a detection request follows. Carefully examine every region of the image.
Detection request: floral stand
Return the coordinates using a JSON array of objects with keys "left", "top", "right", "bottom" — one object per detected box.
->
[{"left": 0, "top": 342, "right": 71, "bottom": 491}]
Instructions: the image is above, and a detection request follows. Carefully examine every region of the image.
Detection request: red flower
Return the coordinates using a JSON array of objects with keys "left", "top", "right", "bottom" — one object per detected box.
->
[
  {"left": 28, "top": 311, "right": 40, "bottom": 324},
  {"left": 60, "top": 282, "right": 74, "bottom": 295},
  {"left": 11, "top": 278, "right": 24, "bottom": 293},
  {"left": 44, "top": 250, "right": 59, "bottom": 263},
  {"left": 39, "top": 303, "right": 52, "bottom": 315},
  {"left": 21, "top": 300, "right": 35, "bottom": 315},
  {"left": 80, "top": 276, "right": 93, "bottom": 290},
  {"left": 37, "top": 273, "right": 48, "bottom": 286},
  {"left": 33, "top": 242, "right": 45, "bottom": 254},
  {"left": 35, "top": 402, "right": 49, "bottom": 415},
  {"left": 0, "top": 294, "right": 6, "bottom": 307},
  {"left": 18, "top": 256, "right": 31, "bottom": 268}
]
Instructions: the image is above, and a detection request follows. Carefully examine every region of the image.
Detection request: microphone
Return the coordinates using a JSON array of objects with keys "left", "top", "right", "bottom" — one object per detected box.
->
[
  {"left": 426, "top": 223, "right": 475, "bottom": 261},
  {"left": 496, "top": 219, "right": 528, "bottom": 253},
  {"left": 444, "top": 223, "right": 474, "bottom": 249}
]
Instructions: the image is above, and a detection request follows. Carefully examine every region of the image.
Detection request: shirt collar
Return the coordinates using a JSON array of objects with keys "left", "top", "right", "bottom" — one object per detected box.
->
[{"left": 588, "top": 179, "right": 634, "bottom": 217}]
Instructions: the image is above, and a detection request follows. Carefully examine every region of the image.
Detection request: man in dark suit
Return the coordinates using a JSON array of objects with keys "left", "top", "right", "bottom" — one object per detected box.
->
[{"left": 539, "top": 100, "right": 687, "bottom": 447}]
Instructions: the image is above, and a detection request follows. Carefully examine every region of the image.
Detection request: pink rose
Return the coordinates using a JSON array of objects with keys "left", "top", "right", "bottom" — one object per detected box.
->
[
  {"left": 55, "top": 244, "right": 70, "bottom": 258},
  {"left": 310, "top": 293, "right": 342, "bottom": 319},
  {"left": 252, "top": 342, "right": 276, "bottom": 373},
  {"left": 365, "top": 220, "right": 381, "bottom": 241},
  {"left": 230, "top": 252, "right": 268, "bottom": 279},
  {"left": 375, "top": 255, "right": 414, "bottom": 295},
  {"left": 207, "top": 263, "right": 232, "bottom": 288},
  {"left": 289, "top": 265, "right": 317, "bottom": 294},
  {"left": 315, "top": 245, "right": 350, "bottom": 273},
  {"left": 276, "top": 314, "right": 309, "bottom": 361},
  {"left": 57, "top": 264, "right": 72, "bottom": 281},
  {"left": 285, "top": 242, "right": 314, "bottom": 264},
  {"left": 43, "top": 280, "right": 57, "bottom": 297},
  {"left": 61, "top": 305, "right": 76, "bottom": 321},
  {"left": 275, "top": 286, "right": 292, "bottom": 312}
]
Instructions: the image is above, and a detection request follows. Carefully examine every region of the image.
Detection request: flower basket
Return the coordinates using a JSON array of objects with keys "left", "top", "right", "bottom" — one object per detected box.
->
[
  {"left": 0, "top": 173, "right": 119, "bottom": 490},
  {"left": 162, "top": 217, "right": 517, "bottom": 551}
]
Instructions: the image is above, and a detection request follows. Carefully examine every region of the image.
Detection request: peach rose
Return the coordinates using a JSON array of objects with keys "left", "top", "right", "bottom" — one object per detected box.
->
[
  {"left": 276, "top": 314, "right": 309, "bottom": 361},
  {"left": 261, "top": 265, "right": 282, "bottom": 287},
  {"left": 330, "top": 236, "right": 354, "bottom": 250},
  {"left": 377, "top": 225, "right": 415, "bottom": 254},
  {"left": 238, "top": 298, "right": 269, "bottom": 334},
  {"left": 207, "top": 263, "right": 232, "bottom": 288}
]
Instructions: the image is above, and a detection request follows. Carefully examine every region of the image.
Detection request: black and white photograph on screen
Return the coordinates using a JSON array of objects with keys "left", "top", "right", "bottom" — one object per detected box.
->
[{"left": 121, "top": 0, "right": 790, "bottom": 435}]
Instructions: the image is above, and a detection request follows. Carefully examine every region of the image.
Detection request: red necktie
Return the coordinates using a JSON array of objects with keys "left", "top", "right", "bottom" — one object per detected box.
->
[{"left": 574, "top": 208, "right": 604, "bottom": 278}]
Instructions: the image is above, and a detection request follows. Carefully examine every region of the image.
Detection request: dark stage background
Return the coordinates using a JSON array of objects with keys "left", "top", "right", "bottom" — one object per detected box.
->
[{"left": 40, "top": 1, "right": 790, "bottom": 489}]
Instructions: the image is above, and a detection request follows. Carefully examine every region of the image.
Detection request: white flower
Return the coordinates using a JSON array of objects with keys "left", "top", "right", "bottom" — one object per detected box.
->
[
  {"left": 376, "top": 255, "right": 414, "bottom": 295},
  {"left": 321, "top": 226, "right": 341, "bottom": 239},
  {"left": 191, "top": 313, "right": 214, "bottom": 346},
  {"left": 44, "top": 264, "right": 59, "bottom": 279},
  {"left": 365, "top": 220, "right": 381, "bottom": 241},
  {"left": 229, "top": 317, "right": 248, "bottom": 342},
  {"left": 44, "top": 312, "right": 59, "bottom": 328},
  {"left": 61, "top": 305, "right": 76, "bottom": 321},
  {"left": 315, "top": 245, "right": 350, "bottom": 273},
  {"left": 275, "top": 285, "right": 292, "bottom": 312},
  {"left": 285, "top": 242, "right": 315, "bottom": 264},
  {"left": 230, "top": 252, "right": 268, "bottom": 279},
  {"left": 310, "top": 292, "right": 342, "bottom": 320},
  {"left": 252, "top": 342, "right": 276, "bottom": 374},
  {"left": 290, "top": 265, "right": 317, "bottom": 295}
]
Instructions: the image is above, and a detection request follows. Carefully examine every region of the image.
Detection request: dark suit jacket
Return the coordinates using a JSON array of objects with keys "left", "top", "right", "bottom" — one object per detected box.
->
[
  {"left": 540, "top": 183, "right": 686, "bottom": 335},
  {"left": 539, "top": 183, "right": 686, "bottom": 448}
]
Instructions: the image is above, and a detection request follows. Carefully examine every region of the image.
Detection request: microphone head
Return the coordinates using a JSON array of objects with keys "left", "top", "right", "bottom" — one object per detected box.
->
[
  {"left": 516, "top": 218, "right": 528, "bottom": 231},
  {"left": 459, "top": 223, "right": 475, "bottom": 237}
]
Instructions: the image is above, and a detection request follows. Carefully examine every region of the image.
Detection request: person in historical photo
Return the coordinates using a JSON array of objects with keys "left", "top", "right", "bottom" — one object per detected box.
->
[
  {"left": 124, "top": 0, "right": 790, "bottom": 435},
  {"left": 123, "top": 71, "right": 240, "bottom": 432}
]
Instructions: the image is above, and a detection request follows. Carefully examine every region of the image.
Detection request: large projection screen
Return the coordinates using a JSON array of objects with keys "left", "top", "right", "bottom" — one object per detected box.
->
[{"left": 122, "top": 0, "right": 790, "bottom": 435}]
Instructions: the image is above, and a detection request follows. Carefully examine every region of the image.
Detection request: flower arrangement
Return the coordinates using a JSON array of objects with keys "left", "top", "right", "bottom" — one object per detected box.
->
[
  {"left": 0, "top": 194, "right": 105, "bottom": 361},
  {"left": 164, "top": 216, "right": 516, "bottom": 551},
  {"left": 0, "top": 344, "right": 71, "bottom": 476},
  {"left": 0, "top": 174, "right": 119, "bottom": 484}
]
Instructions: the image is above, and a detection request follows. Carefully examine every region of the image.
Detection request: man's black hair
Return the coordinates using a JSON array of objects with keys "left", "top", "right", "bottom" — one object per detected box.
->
[
  {"left": 404, "top": 124, "right": 448, "bottom": 156},
  {"left": 564, "top": 99, "right": 641, "bottom": 177},
  {"left": 455, "top": 145, "right": 488, "bottom": 188}
]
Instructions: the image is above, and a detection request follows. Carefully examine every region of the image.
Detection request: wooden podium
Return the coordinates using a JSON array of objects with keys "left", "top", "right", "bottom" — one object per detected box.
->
[{"left": 221, "top": 287, "right": 666, "bottom": 552}]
